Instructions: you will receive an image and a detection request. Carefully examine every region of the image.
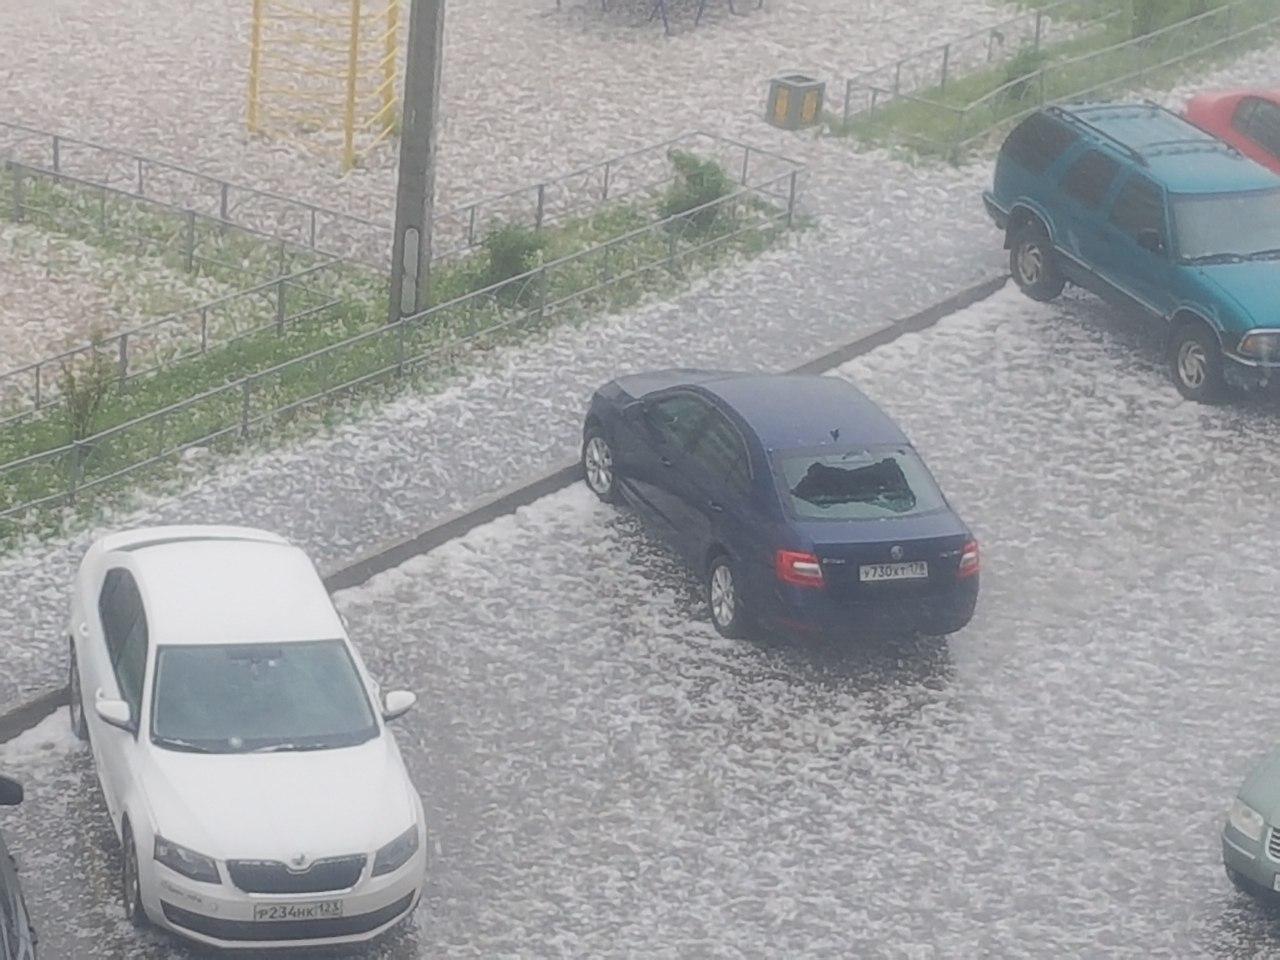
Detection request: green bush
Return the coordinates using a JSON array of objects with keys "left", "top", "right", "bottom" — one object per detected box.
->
[
  {"left": 1131, "top": 0, "right": 1212, "bottom": 38},
  {"left": 659, "top": 151, "right": 735, "bottom": 231},
  {"left": 1001, "top": 46, "right": 1048, "bottom": 102},
  {"left": 480, "top": 224, "right": 546, "bottom": 303}
]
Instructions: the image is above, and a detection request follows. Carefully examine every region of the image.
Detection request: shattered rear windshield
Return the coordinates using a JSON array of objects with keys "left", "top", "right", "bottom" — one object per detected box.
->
[{"left": 776, "top": 446, "right": 946, "bottom": 520}]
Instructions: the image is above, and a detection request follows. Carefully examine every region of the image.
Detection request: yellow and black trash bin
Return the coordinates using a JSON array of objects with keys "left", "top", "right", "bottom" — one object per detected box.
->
[{"left": 766, "top": 74, "right": 825, "bottom": 130}]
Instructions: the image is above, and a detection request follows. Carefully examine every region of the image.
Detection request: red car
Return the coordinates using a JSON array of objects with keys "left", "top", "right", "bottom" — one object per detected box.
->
[{"left": 1186, "top": 90, "right": 1280, "bottom": 174}]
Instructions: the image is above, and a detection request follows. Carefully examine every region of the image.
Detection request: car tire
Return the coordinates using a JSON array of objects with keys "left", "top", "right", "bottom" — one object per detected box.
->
[
  {"left": 582, "top": 427, "right": 620, "bottom": 504},
  {"left": 69, "top": 640, "right": 88, "bottom": 742},
  {"left": 1009, "top": 221, "right": 1066, "bottom": 302},
  {"left": 707, "top": 554, "right": 751, "bottom": 639},
  {"left": 121, "top": 822, "right": 149, "bottom": 929},
  {"left": 1169, "top": 321, "right": 1228, "bottom": 403}
]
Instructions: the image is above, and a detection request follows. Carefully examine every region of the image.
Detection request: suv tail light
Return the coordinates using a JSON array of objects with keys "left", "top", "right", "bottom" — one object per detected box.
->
[
  {"left": 775, "top": 550, "right": 824, "bottom": 588},
  {"left": 958, "top": 540, "right": 980, "bottom": 579}
]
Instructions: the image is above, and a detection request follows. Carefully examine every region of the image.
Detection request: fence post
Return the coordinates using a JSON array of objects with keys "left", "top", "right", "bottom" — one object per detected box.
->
[
  {"left": 1034, "top": 10, "right": 1043, "bottom": 52},
  {"left": 309, "top": 207, "right": 317, "bottom": 249},
  {"left": 940, "top": 44, "right": 951, "bottom": 93},
  {"left": 396, "top": 319, "right": 406, "bottom": 376},
  {"left": 51, "top": 135, "right": 61, "bottom": 173},
  {"left": 240, "top": 378, "right": 253, "bottom": 438},
  {"left": 117, "top": 334, "right": 129, "bottom": 385},
  {"left": 602, "top": 160, "right": 611, "bottom": 201},
  {"left": 33, "top": 363, "right": 41, "bottom": 410},
  {"left": 9, "top": 164, "right": 21, "bottom": 222},
  {"left": 200, "top": 307, "right": 209, "bottom": 353},
  {"left": 184, "top": 210, "right": 196, "bottom": 272},
  {"left": 136, "top": 157, "right": 144, "bottom": 197},
  {"left": 535, "top": 183, "right": 546, "bottom": 231},
  {"left": 786, "top": 170, "right": 798, "bottom": 228},
  {"left": 740, "top": 148, "right": 751, "bottom": 185},
  {"left": 219, "top": 181, "right": 230, "bottom": 221},
  {"left": 275, "top": 279, "right": 287, "bottom": 333},
  {"left": 467, "top": 205, "right": 477, "bottom": 246}
]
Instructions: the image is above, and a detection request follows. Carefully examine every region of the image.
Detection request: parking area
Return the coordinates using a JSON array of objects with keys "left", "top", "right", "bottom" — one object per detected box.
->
[{"left": 4, "top": 284, "right": 1280, "bottom": 957}]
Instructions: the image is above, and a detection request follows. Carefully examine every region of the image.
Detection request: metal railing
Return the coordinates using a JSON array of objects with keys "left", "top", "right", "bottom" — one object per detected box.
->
[
  {"left": 0, "top": 167, "right": 803, "bottom": 527},
  {"left": 1, "top": 122, "right": 801, "bottom": 267},
  {"left": 0, "top": 161, "right": 371, "bottom": 424},
  {"left": 839, "top": 0, "right": 1280, "bottom": 160},
  {"left": 840, "top": 0, "right": 1121, "bottom": 126}
]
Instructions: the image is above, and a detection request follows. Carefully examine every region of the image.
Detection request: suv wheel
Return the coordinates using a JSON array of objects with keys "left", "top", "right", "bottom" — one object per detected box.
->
[
  {"left": 1009, "top": 221, "right": 1065, "bottom": 302},
  {"left": 69, "top": 641, "right": 88, "bottom": 742},
  {"left": 1169, "top": 321, "right": 1227, "bottom": 403},
  {"left": 582, "top": 428, "right": 619, "bottom": 503}
]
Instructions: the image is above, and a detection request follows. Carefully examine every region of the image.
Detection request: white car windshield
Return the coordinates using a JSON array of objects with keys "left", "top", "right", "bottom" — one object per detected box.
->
[
  {"left": 1173, "top": 187, "right": 1280, "bottom": 262},
  {"left": 150, "top": 639, "right": 379, "bottom": 753}
]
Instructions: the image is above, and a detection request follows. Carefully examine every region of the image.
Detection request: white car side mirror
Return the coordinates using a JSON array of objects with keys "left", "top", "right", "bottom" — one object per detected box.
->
[
  {"left": 94, "top": 696, "right": 134, "bottom": 732},
  {"left": 382, "top": 690, "right": 416, "bottom": 722}
]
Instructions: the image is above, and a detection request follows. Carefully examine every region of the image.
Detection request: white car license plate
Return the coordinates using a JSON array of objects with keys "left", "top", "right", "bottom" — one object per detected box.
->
[
  {"left": 859, "top": 561, "right": 928, "bottom": 582},
  {"left": 253, "top": 899, "right": 344, "bottom": 922}
]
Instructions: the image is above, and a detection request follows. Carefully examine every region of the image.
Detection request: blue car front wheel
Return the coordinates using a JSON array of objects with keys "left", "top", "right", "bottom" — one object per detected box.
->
[{"left": 1169, "top": 321, "right": 1227, "bottom": 404}]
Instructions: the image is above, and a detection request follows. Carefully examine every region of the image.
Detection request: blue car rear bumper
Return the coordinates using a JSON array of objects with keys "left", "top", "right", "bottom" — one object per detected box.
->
[{"left": 757, "top": 578, "right": 979, "bottom": 638}]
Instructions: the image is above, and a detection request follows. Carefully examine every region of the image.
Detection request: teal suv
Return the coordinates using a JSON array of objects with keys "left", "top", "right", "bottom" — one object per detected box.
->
[{"left": 984, "top": 102, "right": 1280, "bottom": 402}]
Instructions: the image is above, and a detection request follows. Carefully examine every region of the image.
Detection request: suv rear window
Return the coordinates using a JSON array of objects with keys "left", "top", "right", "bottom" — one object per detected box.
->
[
  {"left": 1002, "top": 113, "right": 1078, "bottom": 173},
  {"left": 1061, "top": 149, "right": 1121, "bottom": 208},
  {"left": 775, "top": 446, "right": 946, "bottom": 521}
]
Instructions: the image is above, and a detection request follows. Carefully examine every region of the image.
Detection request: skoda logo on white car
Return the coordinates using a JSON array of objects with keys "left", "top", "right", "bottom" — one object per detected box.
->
[{"left": 287, "top": 854, "right": 310, "bottom": 873}]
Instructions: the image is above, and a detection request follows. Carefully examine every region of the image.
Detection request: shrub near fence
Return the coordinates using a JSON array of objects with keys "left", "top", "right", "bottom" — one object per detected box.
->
[
  {"left": 839, "top": 0, "right": 1280, "bottom": 160},
  {"left": 0, "top": 162, "right": 802, "bottom": 535}
]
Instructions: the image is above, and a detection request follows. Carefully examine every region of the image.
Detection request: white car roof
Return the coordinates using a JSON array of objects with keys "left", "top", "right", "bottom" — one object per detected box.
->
[{"left": 97, "top": 528, "right": 343, "bottom": 647}]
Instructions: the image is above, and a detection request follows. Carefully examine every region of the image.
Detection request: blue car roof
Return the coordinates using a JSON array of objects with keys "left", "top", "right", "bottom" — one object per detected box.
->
[
  {"left": 699, "top": 374, "right": 909, "bottom": 451},
  {"left": 1056, "top": 102, "right": 1280, "bottom": 194}
]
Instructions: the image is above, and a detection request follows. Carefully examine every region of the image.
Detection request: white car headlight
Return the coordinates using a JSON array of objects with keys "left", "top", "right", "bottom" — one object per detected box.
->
[
  {"left": 1229, "top": 798, "right": 1266, "bottom": 843},
  {"left": 372, "top": 824, "right": 420, "bottom": 877},
  {"left": 154, "top": 834, "right": 221, "bottom": 884}
]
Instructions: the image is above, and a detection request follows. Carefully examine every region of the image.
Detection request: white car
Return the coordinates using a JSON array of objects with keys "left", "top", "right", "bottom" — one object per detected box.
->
[{"left": 66, "top": 525, "right": 427, "bottom": 951}]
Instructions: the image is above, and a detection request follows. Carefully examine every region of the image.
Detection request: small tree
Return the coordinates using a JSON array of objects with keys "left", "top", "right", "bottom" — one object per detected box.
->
[
  {"left": 1001, "top": 47, "right": 1047, "bottom": 104},
  {"left": 59, "top": 335, "right": 117, "bottom": 443}
]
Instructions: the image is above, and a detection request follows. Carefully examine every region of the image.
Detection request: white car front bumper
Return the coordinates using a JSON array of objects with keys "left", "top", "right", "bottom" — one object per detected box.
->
[{"left": 143, "top": 846, "right": 426, "bottom": 950}]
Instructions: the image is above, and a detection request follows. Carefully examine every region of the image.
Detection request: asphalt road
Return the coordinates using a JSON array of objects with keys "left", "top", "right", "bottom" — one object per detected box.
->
[{"left": 4, "top": 285, "right": 1280, "bottom": 958}]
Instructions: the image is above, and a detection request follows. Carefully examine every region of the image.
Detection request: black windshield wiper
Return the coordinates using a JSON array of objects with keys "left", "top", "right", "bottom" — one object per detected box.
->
[
  {"left": 1182, "top": 252, "right": 1246, "bottom": 265},
  {"left": 247, "top": 741, "right": 344, "bottom": 753},
  {"left": 152, "top": 737, "right": 216, "bottom": 753},
  {"left": 1246, "top": 247, "right": 1280, "bottom": 261}
]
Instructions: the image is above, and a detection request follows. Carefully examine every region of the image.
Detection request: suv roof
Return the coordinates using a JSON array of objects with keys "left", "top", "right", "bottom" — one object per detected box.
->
[{"left": 1049, "top": 102, "right": 1280, "bottom": 194}]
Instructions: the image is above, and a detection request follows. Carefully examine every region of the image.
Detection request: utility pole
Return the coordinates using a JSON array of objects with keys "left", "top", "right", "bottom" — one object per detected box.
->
[{"left": 388, "top": 0, "right": 446, "bottom": 323}]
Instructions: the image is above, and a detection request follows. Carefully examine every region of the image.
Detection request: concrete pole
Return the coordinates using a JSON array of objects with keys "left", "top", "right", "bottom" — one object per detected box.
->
[{"left": 388, "top": 0, "right": 446, "bottom": 323}]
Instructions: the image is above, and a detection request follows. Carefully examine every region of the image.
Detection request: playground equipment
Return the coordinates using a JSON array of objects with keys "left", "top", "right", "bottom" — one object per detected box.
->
[{"left": 247, "top": 0, "right": 402, "bottom": 173}]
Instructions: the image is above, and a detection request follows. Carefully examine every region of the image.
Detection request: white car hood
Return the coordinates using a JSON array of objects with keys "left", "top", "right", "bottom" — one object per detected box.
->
[{"left": 142, "top": 735, "right": 418, "bottom": 861}]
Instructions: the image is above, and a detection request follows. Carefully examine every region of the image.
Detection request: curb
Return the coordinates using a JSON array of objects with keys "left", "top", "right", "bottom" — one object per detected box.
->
[{"left": 0, "top": 274, "right": 1006, "bottom": 746}]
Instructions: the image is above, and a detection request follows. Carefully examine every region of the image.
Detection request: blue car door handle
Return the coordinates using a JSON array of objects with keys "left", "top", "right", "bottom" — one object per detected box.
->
[
  {"left": 660, "top": 456, "right": 673, "bottom": 467},
  {"left": 707, "top": 500, "right": 724, "bottom": 513}
]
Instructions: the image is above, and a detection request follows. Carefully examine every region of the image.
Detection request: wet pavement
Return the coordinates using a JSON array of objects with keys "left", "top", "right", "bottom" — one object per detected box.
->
[{"left": 4, "top": 286, "right": 1280, "bottom": 958}]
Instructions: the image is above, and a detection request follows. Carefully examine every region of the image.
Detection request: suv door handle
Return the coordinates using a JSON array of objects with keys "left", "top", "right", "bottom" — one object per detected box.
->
[
  {"left": 659, "top": 456, "right": 673, "bottom": 467},
  {"left": 77, "top": 622, "right": 89, "bottom": 638},
  {"left": 707, "top": 500, "right": 724, "bottom": 513}
]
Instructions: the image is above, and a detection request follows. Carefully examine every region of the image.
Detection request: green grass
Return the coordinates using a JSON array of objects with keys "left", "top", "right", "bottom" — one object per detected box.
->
[
  {"left": 0, "top": 166, "right": 791, "bottom": 545},
  {"left": 831, "top": 0, "right": 1280, "bottom": 160}
]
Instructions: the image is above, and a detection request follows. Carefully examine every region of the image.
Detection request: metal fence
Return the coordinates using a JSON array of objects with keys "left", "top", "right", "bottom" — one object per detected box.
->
[
  {"left": 0, "top": 160, "right": 373, "bottom": 424},
  {"left": 0, "top": 168, "right": 802, "bottom": 527},
  {"left": 841, "top": 0, "right": 1280, "bottom": 160},
  {"left": 1, "top": 122, "right": 801, "bottom": 267},
  {"left": 840, "top": 0, "right": 1121, "bottom": 125}
]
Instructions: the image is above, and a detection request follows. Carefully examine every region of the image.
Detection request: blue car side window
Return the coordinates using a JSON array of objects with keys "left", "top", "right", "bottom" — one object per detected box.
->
[{"left": 1061, "top": 149, "right": 1121, "bottom": 209}]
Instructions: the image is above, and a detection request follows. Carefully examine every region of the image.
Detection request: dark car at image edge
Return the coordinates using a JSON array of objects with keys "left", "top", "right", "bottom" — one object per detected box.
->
[
  {"left": 0, "top": 776, "right": 35, "bottom": 959},
  {"left": 580, "top": 370, "right": 979, "bottom": 640}
]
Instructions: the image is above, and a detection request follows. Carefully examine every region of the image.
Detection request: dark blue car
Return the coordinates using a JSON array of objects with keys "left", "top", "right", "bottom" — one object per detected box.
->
[{"left": 581, "top": 371, "right": 979, "bottom": 639}]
